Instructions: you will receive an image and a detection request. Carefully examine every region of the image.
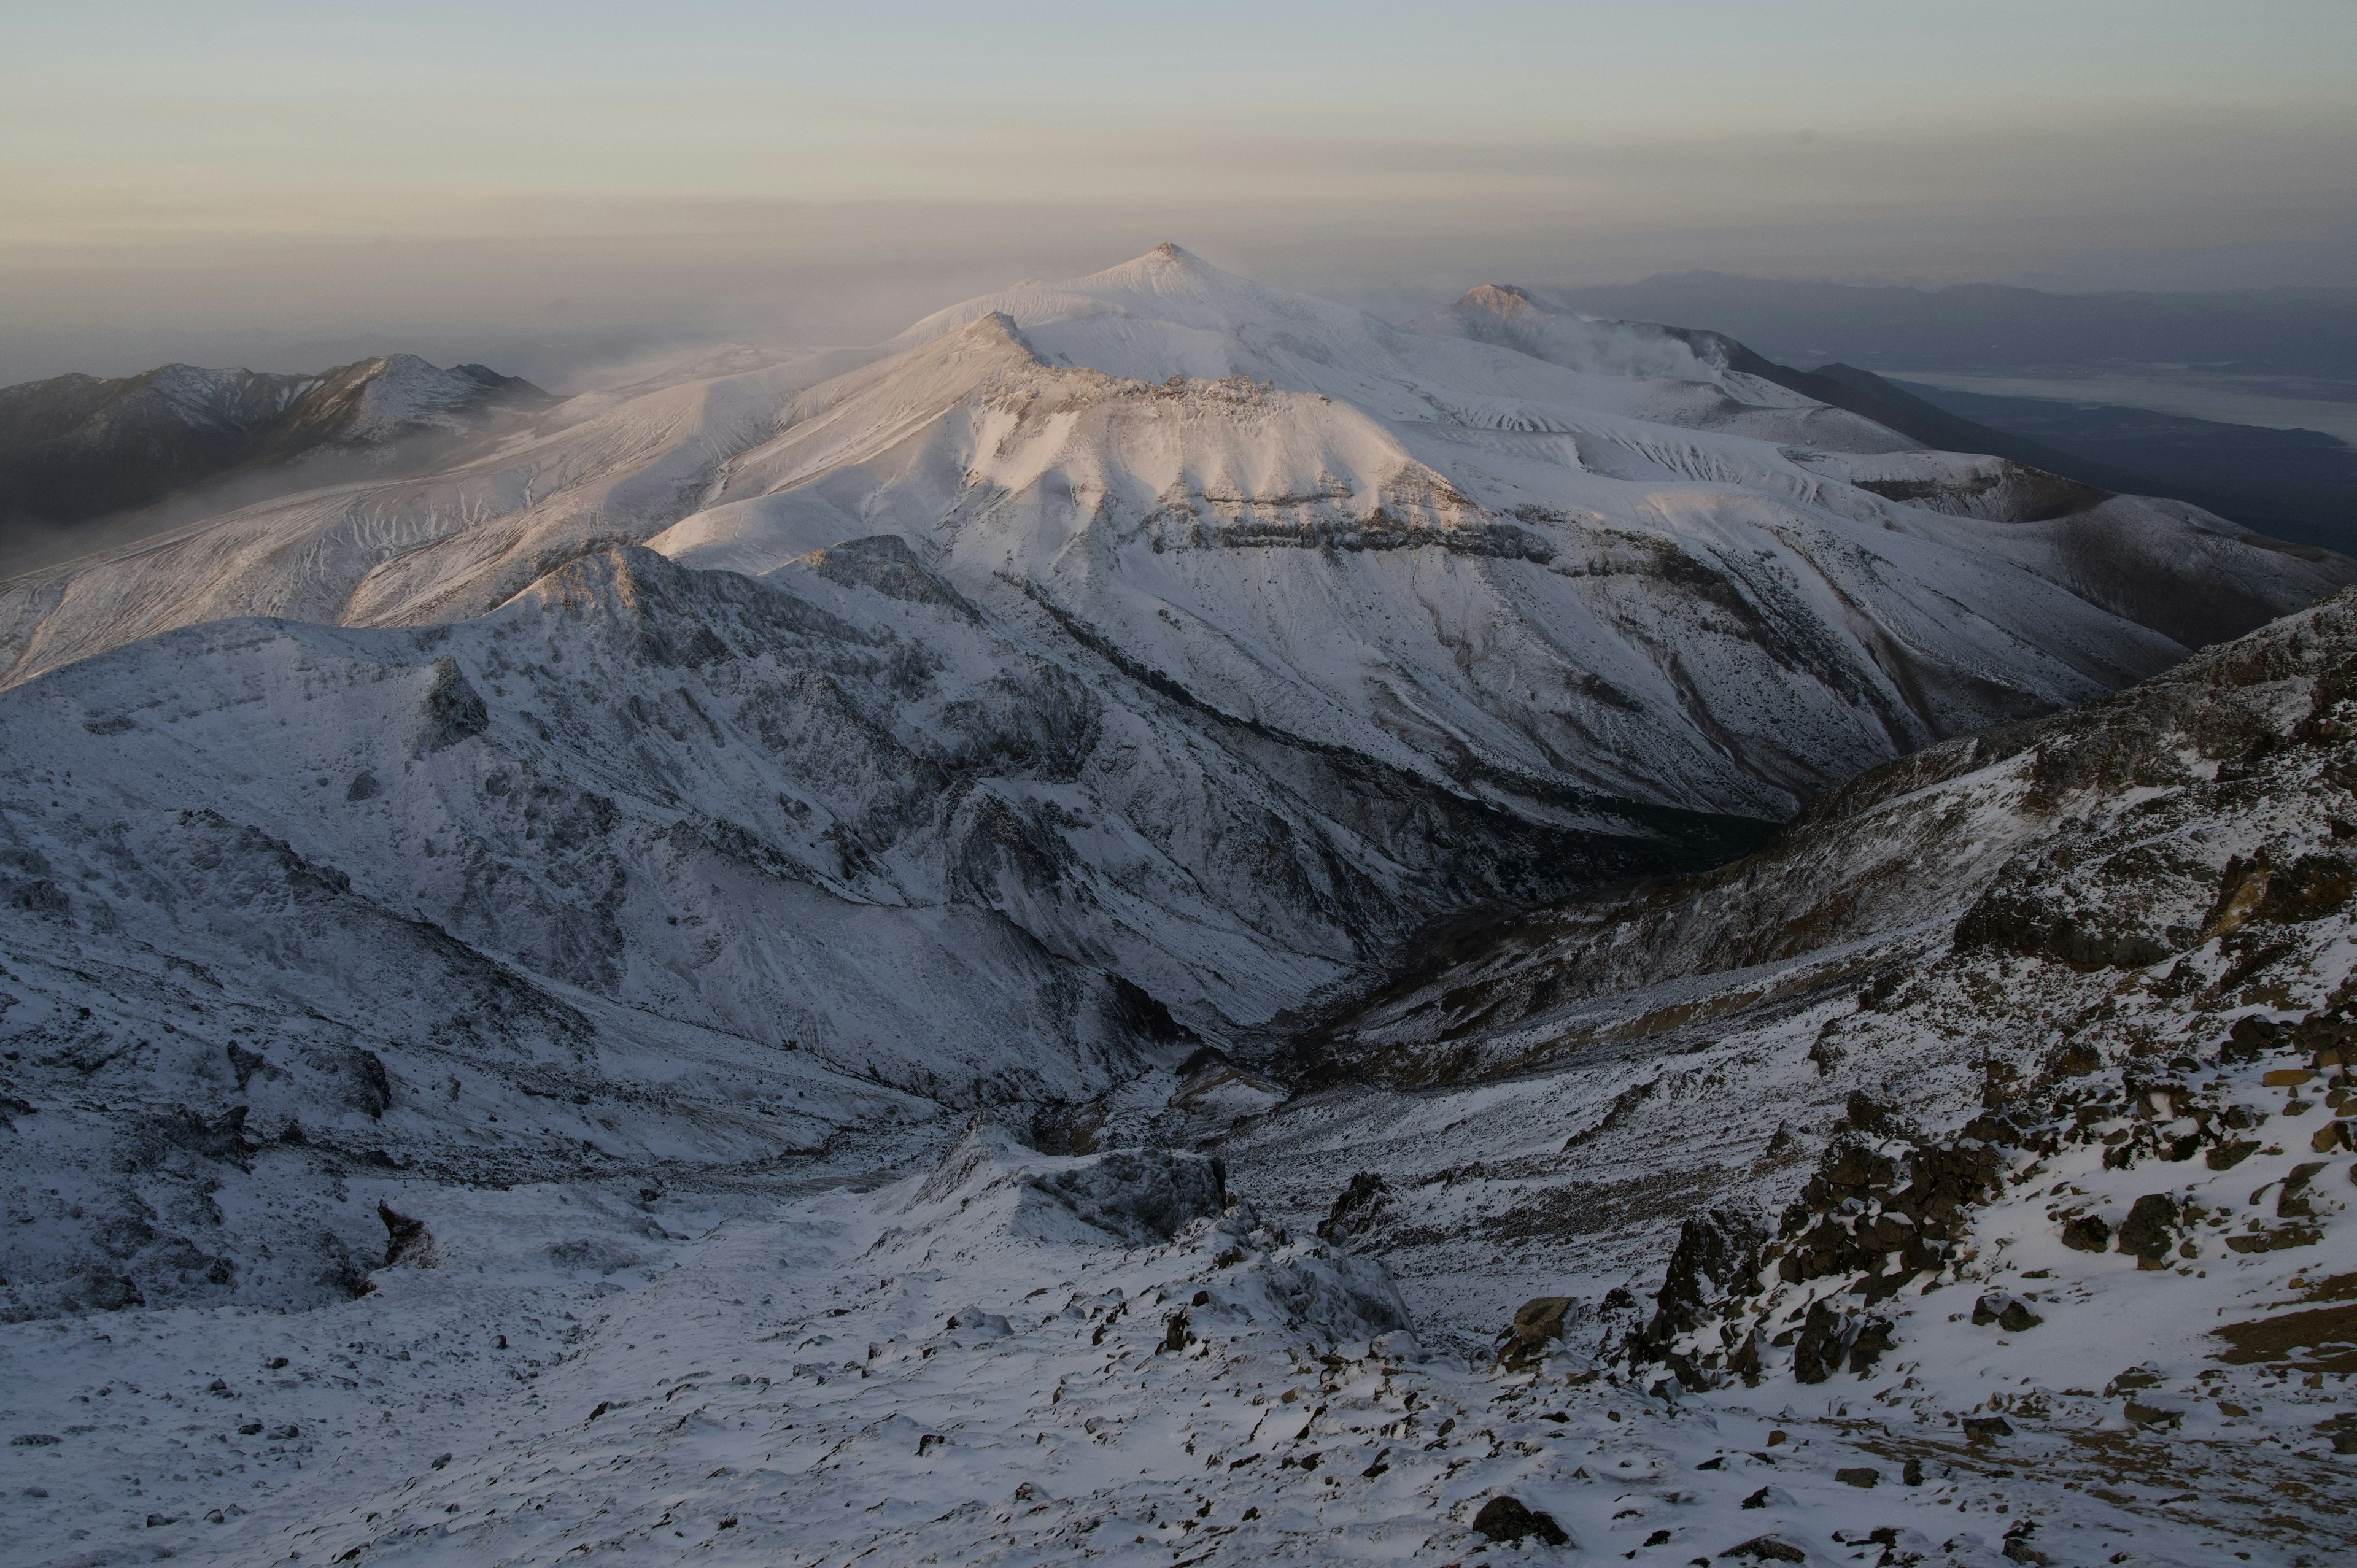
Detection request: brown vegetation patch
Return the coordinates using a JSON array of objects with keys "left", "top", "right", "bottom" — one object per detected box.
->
[{"left": 2212, "top": 1300, "right": 2357, "bottom": 1372}]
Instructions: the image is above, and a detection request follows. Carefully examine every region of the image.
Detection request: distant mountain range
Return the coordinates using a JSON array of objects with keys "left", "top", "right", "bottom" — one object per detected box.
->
[
  {"left": 0, "top": 353, "right": 550, "bottom": 531},
  {"left": 1544, "top": 271, "right": 2357, "bottom": 377},
  {"left": 1890, "top": 377, "right": 2357, "bottom": 552}
]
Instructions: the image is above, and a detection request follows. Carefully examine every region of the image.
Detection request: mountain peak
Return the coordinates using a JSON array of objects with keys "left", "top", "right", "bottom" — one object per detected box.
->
[
  {"left": 1452, "top": 282, "right": 1541, "bottom": 321},
  {"left": 1085, "top": 241, "right": 1228, "bottom": 292}
]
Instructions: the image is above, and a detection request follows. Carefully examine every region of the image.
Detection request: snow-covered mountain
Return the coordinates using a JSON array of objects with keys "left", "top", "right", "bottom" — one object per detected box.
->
[
  {"left": 1, "top": 248, "right": 2353, "bottom": 1566},
  {"left": 0, "top": 354, "right": 549, "bottom": 533}
]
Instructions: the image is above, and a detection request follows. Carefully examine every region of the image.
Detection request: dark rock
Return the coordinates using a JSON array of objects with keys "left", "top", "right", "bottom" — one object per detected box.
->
[
  {"left": 419, "top": 657, "right": 490, "bottom": 752},
  {"left": 1972, "top": 1293, "right": 2042, "bottom": 1332},
  {"left": 2223, "top": 1016, "right": 2282, "bottom": 1060},
  {"left": 1848, "top": 1317, "right": 1895, "bottom": 1375},
  {"left": 1107, "top": 973, "right": 1196, "bottom": 1045},
  {"left": 1835, "top": 1466, "right": 1878, "bottom": 1488},
  {"left": 1722, "top": 1537, "right": 1806, "bottom": 1562},
  {"left": 2256, "top": 854, "right": 2353, "bottom": 923},
  {"left": 1317, "top": 1171, "right": 1391, "bottom": 1245},
  {"left": 225, "top": 1042, "right": 272, "bottom": 1090},
  {"left": 1023, "top": 1148, "right": 1228, "bottom": 1245},
  {"left": 2060, "top": 1214, "right": 2111, "bottom": 1251},
  {"left": 2115, "top": 1193, "right": 2180, "bottom": 1259},
  {"left": 1471, "top": 1495, "right": 1569, "bottom": 1546},
  {"left": 80, "top": 1268, "right": 144, "bottom": 1312},
  {"left": 1643, "top": 1207, "right": 1768, "bottom": 1358},
  {"left": 2046, "top": 1041, "right": 2102, "bottom": 1078},
  {"left": 351, "top": 1048, "right": 392, "bottom": 1118},
  {"left": 2279, "top": 1161, "right": 2328, "bottom": 1218},
  {"left": 377, "top": 1202, "right": 439, "bottom": 1269},
  {"left": 1962, "top": 1415, "right": 2014, "bottom": 1438},
  {"left": 1727, "top": 1328, "right": 1764, "bottom": 1386},
  {"left": 1792, "top": 1299, "right": 1850, "bottom": 1385},
  {"left": 1903, "top": 1456, "right": 1925, "bottom": 1485},
  {"left": 1500, "top": 1297, "right": 1578, "bottom": 1371}
]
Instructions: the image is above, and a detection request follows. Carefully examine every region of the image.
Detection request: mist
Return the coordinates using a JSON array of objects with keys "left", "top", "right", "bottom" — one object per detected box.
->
[{"left": 6, "top": 1, "right": 2353, "bottom": 389}]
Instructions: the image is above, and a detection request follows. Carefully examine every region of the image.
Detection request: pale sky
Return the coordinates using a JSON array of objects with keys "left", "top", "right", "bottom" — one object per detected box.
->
[{"left": 5, "top": 1, "right": 2354, "bottom": 384}]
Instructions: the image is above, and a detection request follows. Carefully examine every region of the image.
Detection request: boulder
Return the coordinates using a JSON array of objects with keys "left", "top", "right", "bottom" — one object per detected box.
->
[
  {"left": 377, "top": 1202, "right": 441, "bottom": 1269},
  {"left": 1316, "top": 1171, "right": 1391, "bottom": 1245},
  {"left": 1500, "top": 1296, "right": 1579, "bottom": 1370},
  {"left": 2115, "top": 1193, "right": 2180, "bottom": 1260},
  {"left": 1793, "top": 1299, "right": 1850, "bottom": 1385},
  {"left": 1848, "top": 1316, "right": 1895, "bottom": 1375},
  {"left": 1972, "top": 1292, "right": 2043, "bottom": 1332},
  {"left": 1471, "top": 1495, "right": 1569, "bottom": 1546},
  {"left": 2060, "top": 1214, "right": 2111, "bottom": 1251},
  {"left": 1642, "top": 1207, "right": 1768, "bottom": 1356}
]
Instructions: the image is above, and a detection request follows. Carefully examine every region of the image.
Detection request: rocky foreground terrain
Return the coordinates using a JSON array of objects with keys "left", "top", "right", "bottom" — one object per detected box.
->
[{"left": 0, "top": 251, "right": 2351, "bottom": 1567}]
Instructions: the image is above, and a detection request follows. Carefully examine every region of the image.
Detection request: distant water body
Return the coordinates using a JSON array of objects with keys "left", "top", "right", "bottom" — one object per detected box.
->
[{"left": 1886, "top": 369, "right": 2357, "bottom": 446}]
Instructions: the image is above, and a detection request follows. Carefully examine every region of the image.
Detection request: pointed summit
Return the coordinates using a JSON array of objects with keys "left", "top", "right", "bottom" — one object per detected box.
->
[{"left": 1141, "top": 241, "right": 1210, "bottom": 272}]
